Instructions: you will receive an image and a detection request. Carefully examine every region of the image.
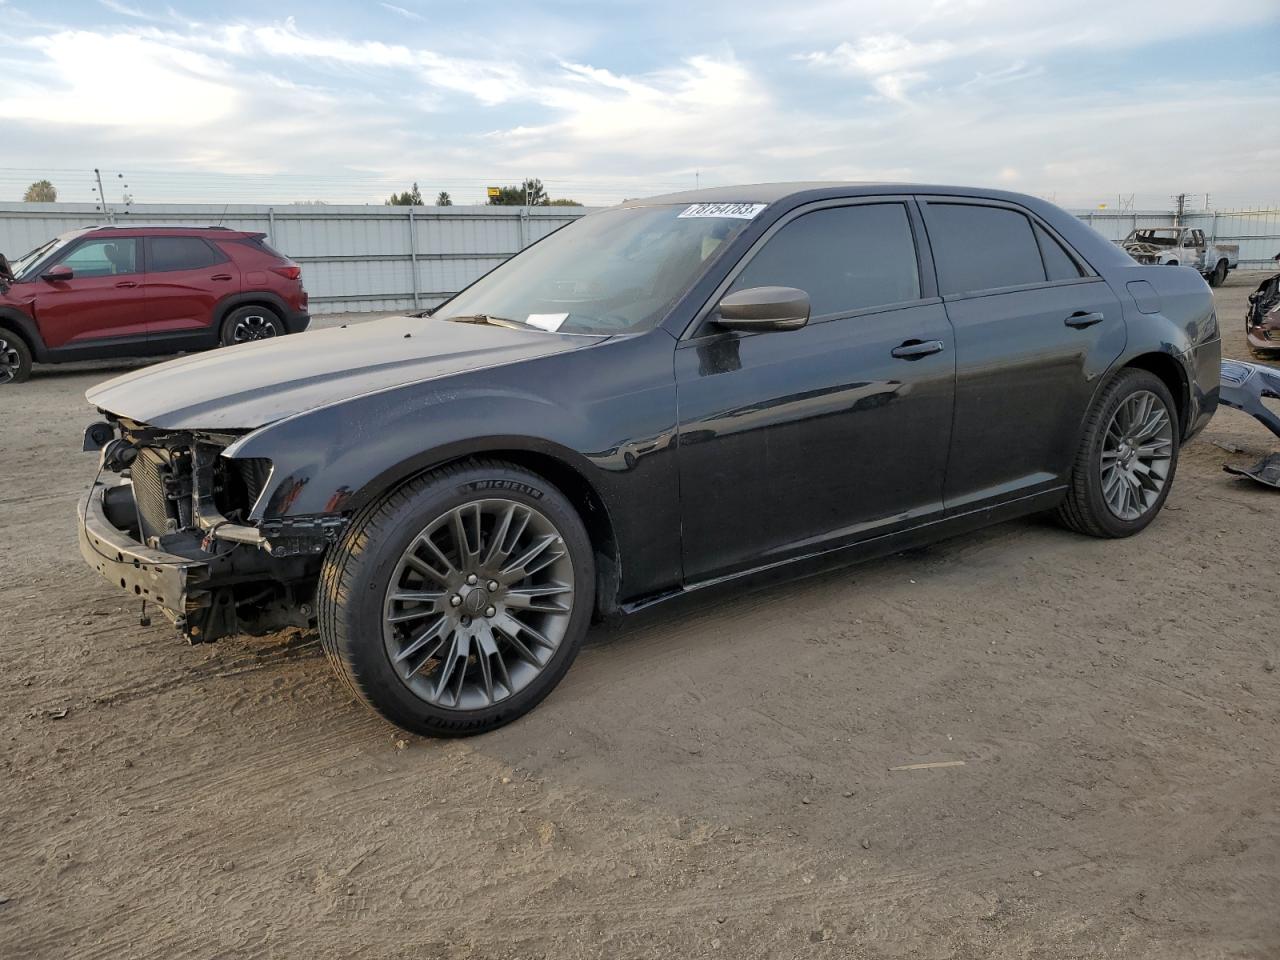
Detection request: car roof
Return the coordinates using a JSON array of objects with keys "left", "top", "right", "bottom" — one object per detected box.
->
[
  {"left": 619, "top": 180, "right": 1136, "bottom": 273},
  {"left": 81, "top": 224, "right": 245, "bottom": 235},
  {"left": 622, "top": 181, "right": 1055, "bottom": 209}
]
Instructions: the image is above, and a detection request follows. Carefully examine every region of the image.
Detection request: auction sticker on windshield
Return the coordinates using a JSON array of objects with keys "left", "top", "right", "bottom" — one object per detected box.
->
[
  {"left": 525, "top": 313, "right": 568, "bottom": 332},
  {"left": 677, "top": 202, "right": 767, "bottom": 219}
]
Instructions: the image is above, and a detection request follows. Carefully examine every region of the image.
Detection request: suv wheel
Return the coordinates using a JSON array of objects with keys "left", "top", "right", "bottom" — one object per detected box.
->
[
  {"left": 318, "top": 459, "right": 595, "bottom": 736},
  {"left": 1057, "top": 368, "right": 1179, "bottom": 538},
  {"left": 0, "top": 327, "right": 32, "bottom": 384},
  {"left": 220, "top": 306, "right": 283, "bottom": 346}
]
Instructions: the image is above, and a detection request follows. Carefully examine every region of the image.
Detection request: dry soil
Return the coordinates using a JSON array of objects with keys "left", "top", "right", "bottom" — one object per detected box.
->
[{"left": 1, "top": 275, "right": 1277, "bottom": 959}]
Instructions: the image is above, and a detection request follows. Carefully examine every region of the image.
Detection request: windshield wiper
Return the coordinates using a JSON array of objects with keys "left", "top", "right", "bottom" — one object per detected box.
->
[{"left": 443, "top": 313, "right": 532, "bottom": 330}]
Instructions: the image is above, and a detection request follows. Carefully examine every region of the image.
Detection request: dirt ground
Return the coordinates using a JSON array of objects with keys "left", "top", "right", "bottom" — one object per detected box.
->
[{"left": 2, "top": 274, "right": 1278, "bottom": 960}]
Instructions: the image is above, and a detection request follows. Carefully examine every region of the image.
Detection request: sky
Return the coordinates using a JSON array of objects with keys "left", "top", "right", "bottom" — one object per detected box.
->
[{"left": 0, "top": 0, "right": 1277, "bottom": 208}]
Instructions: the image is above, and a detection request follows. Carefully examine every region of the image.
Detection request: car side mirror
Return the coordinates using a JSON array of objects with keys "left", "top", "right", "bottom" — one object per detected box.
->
[
  {"left": 42, "top": 264, "right": 73, "bottom": 283},
  {"left": 715, "top": 286, "right": 810, "bottom": 333}
]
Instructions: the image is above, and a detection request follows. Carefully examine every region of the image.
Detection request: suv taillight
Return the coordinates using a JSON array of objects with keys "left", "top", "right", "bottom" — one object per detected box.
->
[{"left": 271, "top": 265, "right": 302, "bottom": 280}]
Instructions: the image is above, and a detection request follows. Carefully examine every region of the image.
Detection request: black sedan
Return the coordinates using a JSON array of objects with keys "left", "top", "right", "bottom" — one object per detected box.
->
[{"left": 78, "top": 183, "right": 1221, "bottom": 736}]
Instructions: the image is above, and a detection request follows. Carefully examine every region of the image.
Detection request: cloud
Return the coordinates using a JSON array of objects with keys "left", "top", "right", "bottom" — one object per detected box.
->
[
  {"left": 97, "top": 0, "right": 154, "bottom": 18},
  {"left": 0, "top": 31, "right": 237, "bottom": 128},
  {"left": 379, "top": 2, "right": 424, "bottom": 21},
  {"left": 0, "top": 5, "right": 1277, "bottom": 207},
  {"left": 801, "top": 35, "right": 957, "bottom": 76}
]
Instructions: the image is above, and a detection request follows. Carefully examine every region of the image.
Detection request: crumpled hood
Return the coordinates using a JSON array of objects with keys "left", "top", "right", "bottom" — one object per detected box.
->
[{"left": 86, "top": 315, "right": 601, "bottom": 430}]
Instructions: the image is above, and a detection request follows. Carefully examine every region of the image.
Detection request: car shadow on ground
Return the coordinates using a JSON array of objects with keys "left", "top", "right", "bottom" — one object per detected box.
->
[{"left": 31, "top": 357, "right": 171, "bottom": 380}]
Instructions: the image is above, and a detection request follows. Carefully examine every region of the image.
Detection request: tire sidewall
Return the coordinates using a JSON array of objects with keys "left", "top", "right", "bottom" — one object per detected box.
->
[
  {"left": 1080, "top": 370, "right": 1180, "bottom": 537},
  {"left": 330, "top": 463, "right": 595, "bottom": 736},
  {"left": 0, "top": 326, "right": 32, "bottom": 384},
  {"left": 220, "top": 306, "right": 284, "bottom": 346}
]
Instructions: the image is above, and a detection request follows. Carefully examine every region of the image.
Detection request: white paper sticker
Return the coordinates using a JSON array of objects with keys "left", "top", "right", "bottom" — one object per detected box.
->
[
  {"left": 525, "top": 313, "right": 568, "bottom": 332},
  {"left": 677, "top": 202, "right": 768, "bottom": 220}
]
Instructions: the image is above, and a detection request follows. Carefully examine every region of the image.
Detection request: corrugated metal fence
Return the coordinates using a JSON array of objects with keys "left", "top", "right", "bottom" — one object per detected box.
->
[
  {"left": 2, "top": 201, "right": 1277, "bottom": 315},
  {"left": 0, "top": 202, "right": 591, "bottom": 315},
  {"left": 1073, "top": 208, "right": 1280, "bottom": 267}
]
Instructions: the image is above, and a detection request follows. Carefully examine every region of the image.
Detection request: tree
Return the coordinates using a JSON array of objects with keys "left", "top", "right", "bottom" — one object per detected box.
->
[
  {"left": 385, "top": 182, "right": 424, "bottom": 206},
  {"left": 549, "top": 198, "right": 583, "bottom": 206},
  {"left": 487, "top": 178, "right": 549, "bottom": 206},
  {"left": 436, "top": 191, "right": 452, "bottom": 206},
  {"left": 23, "top": 180, "right": 57, "bottom": 202}
]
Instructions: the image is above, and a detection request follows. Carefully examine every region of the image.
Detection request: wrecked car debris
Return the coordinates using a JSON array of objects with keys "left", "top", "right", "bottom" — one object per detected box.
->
[
  {"left": 1245, "top": 271, "right": 1280, "bottom": 357},
  {"left": 1218, "top": 359, "right": 1280, "bottom": 488}
]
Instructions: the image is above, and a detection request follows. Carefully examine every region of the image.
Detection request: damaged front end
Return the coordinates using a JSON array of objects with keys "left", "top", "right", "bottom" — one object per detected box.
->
[
  {"left": 1245, "top": 273, "right": 1280, "bottom": 355},
  {"left": 78, "top": 417, "right": 346, "bottom": 642}
]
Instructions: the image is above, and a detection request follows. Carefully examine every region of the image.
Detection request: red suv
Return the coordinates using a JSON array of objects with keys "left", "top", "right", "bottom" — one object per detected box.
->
[{"left": 0, "top": 224, "right": 310, "bottom": 384}]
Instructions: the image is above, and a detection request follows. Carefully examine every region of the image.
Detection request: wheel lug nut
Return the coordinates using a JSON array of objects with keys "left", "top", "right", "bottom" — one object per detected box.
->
[
  {"left": 487, "top": 580, "right": 498, "bottom": 592},
  {"left": 484, "top": 605, "right": 496, "bottom": 618},
  {"left": 449, "top": 594, "right": 461, "bottom": 607},
  {"left": 466, "top": 573, "right": 478, "bottom": 586}
]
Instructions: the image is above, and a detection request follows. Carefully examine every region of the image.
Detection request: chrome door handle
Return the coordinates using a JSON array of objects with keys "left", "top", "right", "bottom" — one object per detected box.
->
[
  {"left": 114, "top": 281, "right": 138, "bottom": 288},
  {"left": 891, "top": 339, "right": 945, "bottom": 360},
  {"left": 1065, "top": 311, "right": 1104, "bottom": 329}
]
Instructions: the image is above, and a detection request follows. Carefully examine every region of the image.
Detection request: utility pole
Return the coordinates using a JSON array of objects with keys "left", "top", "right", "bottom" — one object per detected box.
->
[
  {"left": 93, "top": 167, "right": 114, "bottom": 223},
  {"left": 1172, "top": 192, "right": 1187, "bottom": 226}
]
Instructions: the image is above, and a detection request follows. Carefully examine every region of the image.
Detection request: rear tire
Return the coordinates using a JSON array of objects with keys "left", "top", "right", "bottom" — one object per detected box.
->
[
  {"left": 1056, "top": 369, "right": 1180, "bottom": 538},
  {"left": 318, "top": 459, "right": 595, "bottom": 736},
  {"left": 219, "top": 305, "right": 284, "bottom": 346},
  {"left": 0, "top": 326, "right": 32, "bottom": 384},
  {"left": 1208, "top": 259, "right": 1228, "bottom": 287}
]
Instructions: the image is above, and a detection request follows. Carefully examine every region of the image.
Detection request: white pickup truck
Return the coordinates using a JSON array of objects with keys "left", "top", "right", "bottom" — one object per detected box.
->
[{"left": 1120, "top": 227, "right": 1239, "bottom": 287}]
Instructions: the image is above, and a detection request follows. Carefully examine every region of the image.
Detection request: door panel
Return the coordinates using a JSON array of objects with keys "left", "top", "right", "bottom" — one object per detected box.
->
[
  {"left": 31, "top": 238, "right": 144, "bottom": 348},
  {"left": 940, "top": 279, "right": 1125, "bottom": 511},
  {"left": 917, "top": 197, "right": 1126, "bottom": 512},
  {"left": 144, "top": 236, "right": 239, "bottom": 335},
  {"left": 675, "top": 302, "right": 955, "bottom": 580}
]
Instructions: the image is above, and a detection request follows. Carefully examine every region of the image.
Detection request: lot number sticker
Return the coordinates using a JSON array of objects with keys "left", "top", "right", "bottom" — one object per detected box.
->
[
  {"left": 677, "top": 202, "right": 767, "bottom": 220},
  {"left": 525, "top": 313, "right": 568, "bottom": 332}
]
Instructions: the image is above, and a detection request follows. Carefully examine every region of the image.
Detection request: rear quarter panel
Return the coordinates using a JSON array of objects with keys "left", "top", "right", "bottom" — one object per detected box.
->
[{"left": 1103, "top": 262, "right": 1220, "bottom": 438}]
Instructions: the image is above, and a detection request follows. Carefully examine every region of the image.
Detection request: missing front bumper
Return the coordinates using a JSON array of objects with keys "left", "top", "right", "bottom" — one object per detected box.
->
[
  {"left": 78, "top": 481, "right": 326, "bottom": 642},
  {"left": 78, "top": 481, "right": 226, "bottom": 639}
]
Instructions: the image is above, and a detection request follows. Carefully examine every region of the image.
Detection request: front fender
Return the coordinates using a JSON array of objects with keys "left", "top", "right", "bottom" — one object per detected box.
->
[
  {"left": 0, "top": 304, "right": 46, "bottom": 361},
  {"left": 229, "top": 379, "right": 644, "bottom": 513},
  {"left": 223, "top": 333, "right": 683, "bottom": 602}
]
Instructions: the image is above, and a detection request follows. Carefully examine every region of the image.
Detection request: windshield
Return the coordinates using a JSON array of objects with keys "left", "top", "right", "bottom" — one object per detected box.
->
[
  {"left": 7, "top": 237, "right": 63, "bottom": 279},
  {"left": 436, "top": 204, "right": 761, "bottom": 335}
]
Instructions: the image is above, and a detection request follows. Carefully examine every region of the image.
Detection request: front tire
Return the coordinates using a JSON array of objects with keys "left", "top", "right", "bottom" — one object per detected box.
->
[
  {"left": 0, "top": 326, "right": 32, "bottom": 384},
  {"left": 219, "top": 305, "right": 284, "bottom": 346},
  {"left": 1056, "top": 369, "right": 1179, "bottom": 538},
  {"left": 318, "top": 460, "right": 595, "bottom": 736}
]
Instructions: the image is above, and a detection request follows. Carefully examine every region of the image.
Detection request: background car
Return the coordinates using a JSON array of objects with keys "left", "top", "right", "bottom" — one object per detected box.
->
[{"left": 0, "top": 224, "right": 309, "bottom": 383}]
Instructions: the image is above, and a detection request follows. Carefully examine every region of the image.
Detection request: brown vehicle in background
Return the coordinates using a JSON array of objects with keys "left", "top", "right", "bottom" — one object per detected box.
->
[{"left": 1246, "top": 262, "right": 1280, "bottom": 357}]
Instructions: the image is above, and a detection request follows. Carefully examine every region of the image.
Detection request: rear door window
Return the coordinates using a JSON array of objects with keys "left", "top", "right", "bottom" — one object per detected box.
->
[
  {"left": 926, "top": 203, "right": 1047, "bottom": 295},
  {"left": 147, "top": 236, "right": 225, "bottom": 272},
  {"left": 728, "top": 203, "right": 921, "bottom": 318},
  {"left": 1034, "top": 223, "right": 1084, "bottom": 281},
  {"left": 60, "top": 238, "right": 139, "bottom": 277}
]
